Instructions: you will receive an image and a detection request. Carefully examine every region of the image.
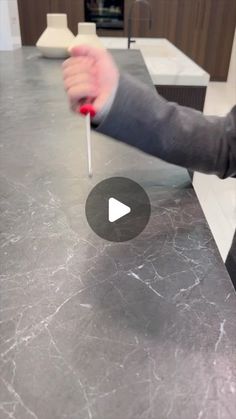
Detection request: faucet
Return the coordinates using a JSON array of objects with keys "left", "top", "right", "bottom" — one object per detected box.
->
[{"left": 127, "top": 0, "right": 152, "bottom": 49}]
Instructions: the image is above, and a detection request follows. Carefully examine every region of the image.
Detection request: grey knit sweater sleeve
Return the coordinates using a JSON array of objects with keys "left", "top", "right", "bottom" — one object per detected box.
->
[{"left": 95, "top": 73, "right": 236, "bottom": 179}]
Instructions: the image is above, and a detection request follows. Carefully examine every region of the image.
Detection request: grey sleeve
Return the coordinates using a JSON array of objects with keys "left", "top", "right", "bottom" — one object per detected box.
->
[{"left": 95, "top": 74, "right": 236, "bottom": 179}]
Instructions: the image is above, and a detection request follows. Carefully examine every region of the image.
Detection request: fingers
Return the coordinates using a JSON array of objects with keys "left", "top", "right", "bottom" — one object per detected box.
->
[
  {"left": 62, "top": 56, "right": 94, "bottom": 70},
  {"left": 63, "top": 65, "right": 89, "bottom": 81},
  {"left": 62, "top": 57, "right": 98, "bottom": 110},
  {"left": 65, "top": 75, "right": 98, "bottom": 113},
  {"left": 63, "top": 59, "right": 97, "bottom": 113},
  {"left": 62, "top": 45, "right": 119, "bottom": 117},
  {"left": 63, "top": 59, "right": 96, "bottom": 80},
  {"left": 64, "top": 73, "right": 96, "bottom": 92},
  {"left": 69, "top": 45, "right": 106, "bottom": 61},
  {"left": 67, "top": 84, "right": 97, "bottom": 102}
]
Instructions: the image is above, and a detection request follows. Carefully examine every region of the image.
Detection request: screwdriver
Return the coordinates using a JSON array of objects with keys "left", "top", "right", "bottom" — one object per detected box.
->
[{"left": 79, "top": 103, "right": 96, "bottom": 178}]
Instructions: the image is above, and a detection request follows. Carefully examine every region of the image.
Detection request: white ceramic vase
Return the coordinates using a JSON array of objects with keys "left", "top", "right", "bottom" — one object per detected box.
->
[
  {"left": 70, "top": 22, "right": 104, "bottom": 49},
  {"left": 36, "top": 14, "right": 75, "bottom": 58}
]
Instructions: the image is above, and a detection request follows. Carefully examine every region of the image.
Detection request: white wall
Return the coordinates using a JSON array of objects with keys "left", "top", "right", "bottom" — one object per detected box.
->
[
  {"left": 0, "top": 0, "right": 21, "bottom": 50},
  {"left": 8, "top": 0, "right": 21, "bottom": 45}
]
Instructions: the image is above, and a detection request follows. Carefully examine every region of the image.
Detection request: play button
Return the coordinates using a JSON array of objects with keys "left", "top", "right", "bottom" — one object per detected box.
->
[
  {"left": 108, "top": 198, "right": 131, "bottom": 223},
  {"left": 85, "top": 177, "right": 151, "bottom": 242}
]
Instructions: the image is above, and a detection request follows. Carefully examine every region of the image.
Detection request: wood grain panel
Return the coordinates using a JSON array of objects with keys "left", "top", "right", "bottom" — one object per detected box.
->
[
  {"left": 124, "top": 0, "right": 152, "bottom": 37},
  {"left": 17, "top": 0, "right": 85, "bottom": 44},
  {"left": 97, "top": 29, "right": 124, "bottom": 37},
  {"left": 204, "top": 0, "right": 236, "bottom": 80},
  {"left": 17, "top": 0, "right": 236, "bottom": 80},
  {"left": 150, "top": 0, "right": 236, "bottom": 81},
  {"left": 50, "top": 0, "right": 84, "bottom": 34},
  {"left": 17, "top": 0, "right": 51, "bottom": 45},
  {"left": 156, "top": 85, "right": 207, "bottom": 111},
  {"left": 170, "top": 0, "right": 198, "bottom": 55}
]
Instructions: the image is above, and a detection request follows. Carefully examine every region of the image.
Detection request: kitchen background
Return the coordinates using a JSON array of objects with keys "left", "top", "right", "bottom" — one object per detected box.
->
[
  {"left": 7, "top": 0, "right": 236, "bottom": 81},
  {"left": 1, "top": 0, "right": 236, "bottom": 262}
]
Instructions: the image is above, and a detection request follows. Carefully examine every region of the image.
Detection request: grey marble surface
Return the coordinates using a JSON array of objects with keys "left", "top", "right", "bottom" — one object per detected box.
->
[{"left": 0, "top": 48, "right": 236, "bottom": 419}]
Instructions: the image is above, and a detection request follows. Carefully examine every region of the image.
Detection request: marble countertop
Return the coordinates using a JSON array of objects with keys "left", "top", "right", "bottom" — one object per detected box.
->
[
  {"left": 0, "top": 47, "right": 235, "bottom": 419},
  {"left": 101, "top": 37, "right": 210, "bottom": 86}
]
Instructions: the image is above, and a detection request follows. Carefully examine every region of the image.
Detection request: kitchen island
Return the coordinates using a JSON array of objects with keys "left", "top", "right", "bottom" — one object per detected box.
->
[
  {"left": 0, "top": 48, "right": 235, "bottom": 419},
  {"left": 102, "top": 37, "right": 210, "bottom": 111}
]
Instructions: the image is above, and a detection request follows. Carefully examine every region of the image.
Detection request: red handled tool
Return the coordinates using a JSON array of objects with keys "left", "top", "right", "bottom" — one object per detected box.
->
[{"left": 78, "top": 103, "right": 96, "bottom": 178}]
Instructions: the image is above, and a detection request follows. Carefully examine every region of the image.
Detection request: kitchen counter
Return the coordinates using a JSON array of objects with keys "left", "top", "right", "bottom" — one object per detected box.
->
[
  {"left": 0, "top": 48, "right": 236, "bottom": 419},
  {"left": 101, "top": 37, "right": 209, "bottom": 112},
  {"left": 101, "top": 38, "right": 210, "bottom": 86}
]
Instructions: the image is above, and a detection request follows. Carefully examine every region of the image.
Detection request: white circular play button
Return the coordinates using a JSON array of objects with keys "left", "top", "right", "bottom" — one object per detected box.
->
[
  {"left": 85, "top": 177, "right": 151, "bottom": 242},
  {"left": 108, "top": 198, "right": 131, "bottom": 223}
]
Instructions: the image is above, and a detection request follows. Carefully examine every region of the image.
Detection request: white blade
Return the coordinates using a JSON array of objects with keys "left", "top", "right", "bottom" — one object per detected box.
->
[{"left": 85, "top": 113, "right": 92, "bottom": 177}]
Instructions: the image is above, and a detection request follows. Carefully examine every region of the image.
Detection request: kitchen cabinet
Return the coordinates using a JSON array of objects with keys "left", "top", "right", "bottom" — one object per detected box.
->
[
  {"left": 17, "top": 0, "right": 124, "bottom": 44},
  {"left": 17, "top": 0, "right": 51, "bottom": 46},
  {"left": 50, "top": 0, "right": 84, "bottom": 34},
  {"left": 124, "top": 0, "right": 198, "bottom": 41},
  {"left": 180, "top": 0, "right": 236, "bottom": 81},
  {"left": 124, "top": 0, "right": 154, "bottom": 38},
  {"left": 17, "top": 0, "right": 236, "bottom": 80},
  {"left": 17, "top": 0, "right": 85, "bottom": 45},
  {"left": 171, "top": 0, "right": 236, "bottom": 81},
  {"left": 193, "top": 0, "right": 236, "bottom": 81},
  {"left": 97, "top": 29, "right": 125, "bottom": 37},
  {"left": 124, "top": 0, "right": 236, "bottom": 81}
]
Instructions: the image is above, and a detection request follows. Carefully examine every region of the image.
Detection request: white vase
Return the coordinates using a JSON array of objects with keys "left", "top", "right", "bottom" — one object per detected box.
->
[
  {"left": 36, "top": 14, "right": 75, "bottom": 58},
  {"left": 70, "top": 22, "right": 104, "bottom": 49}
]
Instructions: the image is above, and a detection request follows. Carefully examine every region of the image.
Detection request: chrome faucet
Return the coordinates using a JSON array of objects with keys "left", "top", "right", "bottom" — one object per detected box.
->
[{"left": 127, "top": 0, "right": 152, "bottom": 49}]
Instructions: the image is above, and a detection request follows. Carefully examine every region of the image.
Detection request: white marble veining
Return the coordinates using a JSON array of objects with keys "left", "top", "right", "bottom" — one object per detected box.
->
[{"left": 101, "top": 37, "right": 210, "bottom": 86}]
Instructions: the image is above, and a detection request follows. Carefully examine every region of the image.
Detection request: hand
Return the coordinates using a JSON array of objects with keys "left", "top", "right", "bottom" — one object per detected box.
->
[{"left": 62, "top": 45, "right": 119, "bottom": 117}]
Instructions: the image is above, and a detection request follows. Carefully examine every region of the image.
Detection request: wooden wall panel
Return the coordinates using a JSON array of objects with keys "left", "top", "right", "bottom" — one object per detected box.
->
[
  {"left": 124, "top": 0, "right": 153, "bottom": 37},
  {"left": 17, "top": 0, "right": 85, "bottom": 44},
  {"left": 203, "top": 0, "right": 236, "bottom": 80},
  {"left": 17, "top": 0, "right": 236, "bottom": 80},
  {"left": 50, "top": 0, "right": 84, "bottom": 34},
  {"left": 17, "top": 0, "right": 51, "bottom": 45}
]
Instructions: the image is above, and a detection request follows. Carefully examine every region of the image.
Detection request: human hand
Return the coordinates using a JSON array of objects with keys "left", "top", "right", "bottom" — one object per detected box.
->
[{"left": 62, "top": 45, "right": 119, "bottom": 118}]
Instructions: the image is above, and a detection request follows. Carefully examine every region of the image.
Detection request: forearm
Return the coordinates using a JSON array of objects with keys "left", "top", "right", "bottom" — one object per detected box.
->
[{"left": 95, "top": 74, "right": 236, "bottom": 179}]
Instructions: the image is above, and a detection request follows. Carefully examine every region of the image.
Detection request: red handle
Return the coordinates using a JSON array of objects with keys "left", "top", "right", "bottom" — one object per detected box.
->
[{"left": 79, "top": 104, "right": 96, "bottom": 118}]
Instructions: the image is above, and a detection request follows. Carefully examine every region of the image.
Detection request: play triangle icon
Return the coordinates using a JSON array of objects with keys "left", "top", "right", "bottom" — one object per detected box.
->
[{"left": 108, "top": 197, "right": 131, "bottom": 223}]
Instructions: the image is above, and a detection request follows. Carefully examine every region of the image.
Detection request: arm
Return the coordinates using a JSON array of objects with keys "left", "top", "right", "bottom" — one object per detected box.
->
[
  {"left": 96, "top": 73, "right": 236, "bottom": 179},
  {"left": 63, "top": 47, "right": 236, "bottom": 179}
]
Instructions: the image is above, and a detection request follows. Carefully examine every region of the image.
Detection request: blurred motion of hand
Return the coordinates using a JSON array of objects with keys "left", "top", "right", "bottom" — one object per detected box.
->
[{"left": 62, "top": 45, "right": 119, "bottom": 121}]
